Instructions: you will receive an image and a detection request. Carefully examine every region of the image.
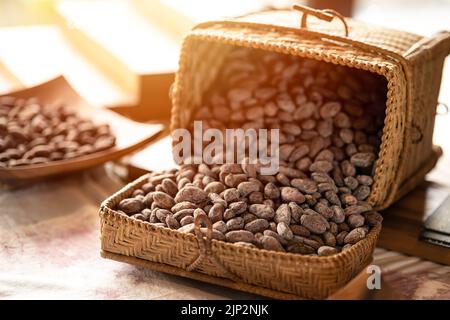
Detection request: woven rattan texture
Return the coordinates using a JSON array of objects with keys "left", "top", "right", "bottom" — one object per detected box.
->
[
  {"left": 100, "top": 174, "right": 381, "bottom": 299},
  {"left": 231, "top": 10, "right": 423, "bottom": 55}
]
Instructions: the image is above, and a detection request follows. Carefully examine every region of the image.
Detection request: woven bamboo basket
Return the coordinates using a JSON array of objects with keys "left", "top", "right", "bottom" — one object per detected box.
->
[
  {"left": 100, "top": 173, "right": 381, "bottom": 299},
  {"left": 100, "top": 6, "right": 450, "bottom": 299}
]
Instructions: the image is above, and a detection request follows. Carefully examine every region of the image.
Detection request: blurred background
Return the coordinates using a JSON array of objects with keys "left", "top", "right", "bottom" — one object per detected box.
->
[
  {"left": 0, "top": 0, "right": 450, "bottom": 179},
  {"left": 0, "top": 0, "right": 449, "bottom": 176},
  {"left": 0, "top": 0, "right": 449, "bottom": 114}
]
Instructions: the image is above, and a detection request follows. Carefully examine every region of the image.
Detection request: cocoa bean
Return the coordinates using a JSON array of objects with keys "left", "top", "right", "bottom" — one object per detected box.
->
[
  {"left": 320, "top": 102, "right": 341, "bottom": 119},
  {"left": 288, "top": 202, "right": 304, "bottom": 223},
  {"left": 274, "top": 204, "right": 291, "bottom": 224},
  {"left": 277, "top": 222, "right": 294, "bottom": 240},
  {"left": 249, "top": 204, "right": 275, "bottom": 219},
  {"left": 323, "top": 231, "right": 337, "bottom": 247},
  {"left": 222, "top": 188, "right": 240, "bottom": 203},
  {"left": 318, "top": 246, "right": 339, "bottom": 256},
  {"left": 180, "top": 216, "right": 194, "bottom": 226},
  {"left": 208, "top": 203, "right": 224, "bottom": 223},
  {"left": 225, "top": 230, "right": 255, "bottom": 243},
  {"left": 152, "top": 191, "right": 176, "bottom": 209},
  {"left": 178, "top": 223, "right": 195, "bottom": 234},
  {"left": 175, "top": 186, "right": 207, "bottom": 204},
  {"left": 291, "top": 178, "right": 317, "bottom": 194},
  {"left": 363, "top": 211, "right": 383, "bottom": 226},
  {"left": 118, "top": 198, "right": 144, "bottom": 215},
  {"left": 161, "top": 179, "right": 178, "bottom": 197},
  {"left": 348, "top": 214, "right": 365, "bottom": 228},
  {"left": 357, "top": 175, "right": 373, "bottom": 186},
  {"left": 237, "top": 181, "right": 260, "bottom": 196},
  {"left": 166, "top": 215, "right": 180, "bottom": 229},
  {"left": 314, "top": 202, "right": 334, "bottom": 219},
  {"left": 336, "top": 231, "right": 348, "bottom": 245},
  {"left": 280, "top": 187, "right": 305, "bottom": 203},
  {"left": 350, "top": 152, "right": 376, "bottom": 168},
  {"left": 344, "top": 227, "right": 367, "bottom": 244},
  {"left": 155, "top": 208, "right": 171, "bottom": 222},
  {"left": 245, "top": 219, "right": 269, "bottom": 233},
  {"left": 171, "top": 201, "right": 197, "bottom": 213},
  {"left": 290, "top": 224, "right": 310, "bottom": 237},
  {"left": 261, "top": 235, "right": 285, "bottom": 252},
  {"left": 264, "top": 182, "right": 280, "bottom": 199},
  {"left": 226, "top": 217, "right": 245, "bottom": 231},
  {"left": 223, "top": 201, "right": 247, "bottom": 220},
  {"left": 353, "top": 185, "right": 371, "bottom": 200},
  {"left": 248, "top": 191, "right": 264, "bottom": 204}
]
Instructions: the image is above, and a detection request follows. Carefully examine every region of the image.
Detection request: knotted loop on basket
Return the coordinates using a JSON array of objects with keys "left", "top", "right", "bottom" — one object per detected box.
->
[
  {"left": 186, "top": 213, "right": 240, "bottom": 282},
  {"left": 293, "top": 4, "right": 349, "bottom": 37},
  {"left": 193, "top": 213, "right": 213, "bottom": 254},
  {"left": 411, "top": 122, "right": 424, "bottom": 144}
]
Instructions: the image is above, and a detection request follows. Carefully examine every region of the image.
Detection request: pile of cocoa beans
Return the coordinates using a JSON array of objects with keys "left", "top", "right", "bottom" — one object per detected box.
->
[
  {"left": 0, "top": 96, "right": 116, "bottom": 167},
  {"left": 116, "top": 48, "right": 385, "bottom": 256}
]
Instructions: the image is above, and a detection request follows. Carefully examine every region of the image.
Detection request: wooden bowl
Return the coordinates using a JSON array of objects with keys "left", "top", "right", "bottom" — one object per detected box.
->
[{"left": 0, "top": 76, "right": 164, "bottom": 182}]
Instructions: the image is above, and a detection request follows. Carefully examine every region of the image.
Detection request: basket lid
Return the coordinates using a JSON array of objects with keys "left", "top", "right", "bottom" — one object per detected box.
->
[{"left": 192, "top": 5, "right": 450, "bottom": 63}]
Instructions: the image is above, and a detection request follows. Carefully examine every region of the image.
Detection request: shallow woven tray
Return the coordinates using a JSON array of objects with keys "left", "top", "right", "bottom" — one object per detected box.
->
[
  {"left": 99, "top": 140, "right": 441, "bottom": 300},
  {"left": 100, "top": 173, "right": 381, "bottom": 300}
]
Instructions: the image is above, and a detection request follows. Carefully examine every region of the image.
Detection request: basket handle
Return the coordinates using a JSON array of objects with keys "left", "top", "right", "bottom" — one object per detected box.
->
[
  {"left": 193, "top": 212, "right": 213, "bottom": 254},
  {"left": 187, "top": 211, "right": 240, "bottom": 282},
  {"left": 293, "top": 4, "right": 349, "bottom": 37}
]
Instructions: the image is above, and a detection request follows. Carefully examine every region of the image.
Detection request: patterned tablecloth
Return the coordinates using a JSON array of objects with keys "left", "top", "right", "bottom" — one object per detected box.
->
[{"left": 1, "top": 166, "right": 449, "bottom": 300}]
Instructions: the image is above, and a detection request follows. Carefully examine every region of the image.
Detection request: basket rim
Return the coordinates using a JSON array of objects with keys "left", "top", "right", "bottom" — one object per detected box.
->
[
  {"left": 100, "top": 173, "right": 382, "bottom": 264},
  {"left": 192, "top": 10, "right": 424, "bottom": 56}
]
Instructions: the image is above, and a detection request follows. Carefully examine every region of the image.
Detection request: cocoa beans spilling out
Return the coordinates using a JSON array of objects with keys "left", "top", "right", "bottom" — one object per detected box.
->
[{"left": 116, "top": 48, "right": 386, "bottom": 256}]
